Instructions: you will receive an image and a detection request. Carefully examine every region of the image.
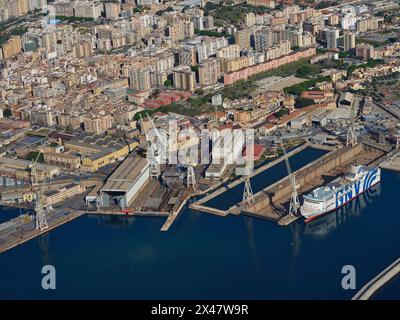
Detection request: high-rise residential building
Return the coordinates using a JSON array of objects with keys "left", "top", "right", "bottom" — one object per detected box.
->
[
  {"left": 1, "top": 35, "right": 22, "bottom": 59},
  {"left": 72, "top": 41, "right": 93, "bottom": 58},
  {"left": 73, "top": 1, "right": 103, "bottom": 19},
  {"left": 219, "top": 56, "right": 250, "bottom": 73},
  {"left": 235, "top": 28, "right": 251, "bottom": 50},
  {"left": 265, "top": 40, "right": 291, "bottom": 60},
  {"left": 343, "top": 31, "right": 356, "bottom": 51},
  {"left": 245, "top": 13, "right": 256, "bottom": 27},
  {"left": 95, "top": 25, "right": 126, "bottom": 49},
  {"left": 341, "top": 14, "right": 357, "bottom": 30},
  {"left": 217, "top": 44, "right": 240, "bottom": 60},
  {"left": 204, "top": 15, "right": 214, "bottom": 30},
  {"left": 356, "top": 44, "right": 376, "bottom": 60},
  {"left": 167, "top": 21, "right": 194, "bottom": 44},
  {"left": 288, "top": 29, "right": 303, "bottom": 48},
  {"left": 6, "top": 0, "right": 29, "bottom": 18},
  {"left": 302, "top": 32, "right": 316, "bottom": 47},
  {"left": 0, "top": 7, "right": 9, "bottom": 23},
  {"left": 84, "top": 115, "right": 114, "bottom": 134},
  {"left": 198, "top": 58, "right": 220, "bottom": 86},
  {"left": 179, "top": 46, "right": 197, "bottom": 66},
  {"left": 104, "top": 2, "right": 121, "bottom": 20},
  {"left": 254, "top": 28, "right": 273, "bottom": 52},
  {"left": 184, "top": 37, "right": 229, "bottom": 63},
  {"left": 325, "top": 27, "right": 339, "bottom": 49},
  {"left": 31, "top": 110, "right": 55, "bottom": 127},
  {"left": 173, "top": 66, "right": 196, "bottom": 92},
  {"left": 303, "top": 21, "right": 319, "bottom": 36},
  {"left": 192, "top": 15, "right": 214, "bottom": 31},
  {"left": 54, "top": 2, "right": 74, "bottom": 17},
  {"left": 27, "top": 0, "right": 47, "bottom": 12},
  {"left": 129, "top": 69, "right": 152, "bottom": 91}
]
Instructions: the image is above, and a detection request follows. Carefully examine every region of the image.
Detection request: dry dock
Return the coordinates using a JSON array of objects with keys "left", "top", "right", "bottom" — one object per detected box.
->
[
  {"left": 189, "top": 142, "right": 311, "bottom": 216},
  {"left": 379, "top": 149, "right": 400, "bottom": 172},
  {"left": 239, "top": 143, "right": 383, "bottom": 224},
  {"left": 0, "top": 209, "right": 86, "bottom": 254},
  {"left": 191, "top": 142, "right": 387, "bottom": 226},
  {"left": 352, "top": 257, "right": 400, "bottom": 300}
]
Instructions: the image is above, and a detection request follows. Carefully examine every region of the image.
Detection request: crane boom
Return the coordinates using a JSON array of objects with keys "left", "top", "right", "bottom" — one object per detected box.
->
[{"left": 282, "top": 146, "right": 300, "bottom": 216}]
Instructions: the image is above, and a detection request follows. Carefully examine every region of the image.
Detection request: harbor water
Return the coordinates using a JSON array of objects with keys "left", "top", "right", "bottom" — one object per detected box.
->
[{"left": 0, "top": 148, "right": 399, "bottom": 299}]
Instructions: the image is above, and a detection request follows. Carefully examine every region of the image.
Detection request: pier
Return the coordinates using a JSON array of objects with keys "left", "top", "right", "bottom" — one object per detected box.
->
[
  {"left": 352, "top": 257, "right": 400, "bottom": 300},
  {"left": 160, "top": 190, "right": 192, "bottom": 231}
]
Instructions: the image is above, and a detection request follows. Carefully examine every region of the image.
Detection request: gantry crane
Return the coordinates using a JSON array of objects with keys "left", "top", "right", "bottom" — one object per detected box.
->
[
  {"left": 26, "top": 150, "right": 48, "bottom": 230},
  {"left": 346, "top": 97, "right": 358, "bottom": 146},
  {"left": 139, "top": 113, "right": 168, "bottom": 178},
  {"left": 282, "top": 147, "right": 300, "bottom": 216}
]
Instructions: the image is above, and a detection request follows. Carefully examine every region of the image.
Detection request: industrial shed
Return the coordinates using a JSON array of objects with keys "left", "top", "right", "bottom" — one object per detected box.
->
[{"left": 99, "top": 156, "right": 150, "bottom": 209}]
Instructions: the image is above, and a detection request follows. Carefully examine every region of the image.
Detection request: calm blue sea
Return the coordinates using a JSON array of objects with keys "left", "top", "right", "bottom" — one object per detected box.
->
[{"left": 0, "top": 148, "right": 399, "bottom": 299}]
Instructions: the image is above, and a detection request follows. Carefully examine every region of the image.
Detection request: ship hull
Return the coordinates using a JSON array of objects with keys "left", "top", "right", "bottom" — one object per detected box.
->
[
  {"left": 303, "top": 180, "right": 380, "bottom": 223},
  {"left": 301, "top": 167, "right": 381, "bottom": 223}
]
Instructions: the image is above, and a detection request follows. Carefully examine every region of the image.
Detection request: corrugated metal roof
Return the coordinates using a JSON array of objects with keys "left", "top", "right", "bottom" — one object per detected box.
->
[{"left": 100, "top": 156, "right": 149, "bottom": 192}]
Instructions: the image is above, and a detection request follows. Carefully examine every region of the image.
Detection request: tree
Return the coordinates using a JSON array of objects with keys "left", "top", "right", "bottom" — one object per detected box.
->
[
  {"left": 292, "top": 45, "right": 300, "bottom": 52},
  {"left": 26, "top": 151, "right": 44, "bottom": 163},
  {"left": 295, "top": 97, "right": 315, "bottom": 108},
  {"left": 3, "top": 108, "right": 12, "bottom": 118},
  {"left": 275, "top": 108, "right": 289, "bottom": 118},
  {"left": 164, "top": 79, "right": 173, "bottom": 86},
  {"left": 65, "top": 124, "right": 74, "bottom": 134}
]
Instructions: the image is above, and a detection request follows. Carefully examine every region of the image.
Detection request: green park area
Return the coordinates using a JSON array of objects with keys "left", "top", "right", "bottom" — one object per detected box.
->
[
  {"left": 205, "top": 1, "right": 272, "bottom": 25},
  {"left": 134, "top": 98, "right": 215, "bottom": 120},
  {"left": 220, "top": 58, "right": 325, "bottom": 100}
]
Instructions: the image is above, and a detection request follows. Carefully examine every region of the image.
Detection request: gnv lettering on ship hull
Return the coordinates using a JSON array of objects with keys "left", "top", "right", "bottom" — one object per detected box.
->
[{"left": 336, "top": 184, "right": 355, "bottom": 207}]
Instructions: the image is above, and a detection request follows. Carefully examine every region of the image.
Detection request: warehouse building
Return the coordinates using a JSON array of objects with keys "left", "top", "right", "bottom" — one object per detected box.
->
[
  {"left": 63, "top": 133, "right": 139, "bottom": 172},
  {"left": 0, "top": 157, "right": 59, "bottom": 182},
  {"left": 99, "top": 156, "right": 150, "bottom": 209}
]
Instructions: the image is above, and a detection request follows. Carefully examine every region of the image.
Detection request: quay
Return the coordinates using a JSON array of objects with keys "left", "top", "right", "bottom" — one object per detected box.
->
[
  {"left": 379, "top": 149, "right": 400, "bottom": 172},
  {"left": 0, "top": 209, "right": 86, "bottom": 254},
  {"left": 161, "top": 190, "right": 192, "bottom": 231},
  {"left": 352, "top": 257, "right": 400, "bottom": 300}
]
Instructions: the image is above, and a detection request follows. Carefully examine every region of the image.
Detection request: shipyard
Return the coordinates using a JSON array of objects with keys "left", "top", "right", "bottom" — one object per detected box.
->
[{"left": 1, "top": 0, "right": 400, "bottom": 302}]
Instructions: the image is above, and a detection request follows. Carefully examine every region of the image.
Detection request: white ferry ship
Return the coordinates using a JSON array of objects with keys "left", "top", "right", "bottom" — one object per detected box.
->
[{"left": 300, "top": 165, "right": 381, "bottom": 222}]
